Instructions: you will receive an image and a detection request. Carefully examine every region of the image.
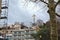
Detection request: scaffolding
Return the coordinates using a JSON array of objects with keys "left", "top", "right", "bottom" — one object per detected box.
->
[{"left": 0, "top": 0, "right": 8, "bottom": 27}]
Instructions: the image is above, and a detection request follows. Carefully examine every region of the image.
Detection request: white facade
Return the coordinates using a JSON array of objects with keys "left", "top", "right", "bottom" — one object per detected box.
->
[{"left": 12, "top": 29, "right": 36, "bottom": 40}]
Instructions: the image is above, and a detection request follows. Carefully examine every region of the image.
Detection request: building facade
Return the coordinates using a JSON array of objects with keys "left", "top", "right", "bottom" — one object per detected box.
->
[
  {"left": 12, "top": 29, "right": 36, "bottom": 40},
  {"left": 0, "top": 22, "right": 37, "bottom": 40}
]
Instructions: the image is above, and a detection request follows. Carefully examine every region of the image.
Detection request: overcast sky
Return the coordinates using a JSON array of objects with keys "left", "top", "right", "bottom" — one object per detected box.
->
[{"left": 8, "top": 0, "right": 60, "bottom": 26}]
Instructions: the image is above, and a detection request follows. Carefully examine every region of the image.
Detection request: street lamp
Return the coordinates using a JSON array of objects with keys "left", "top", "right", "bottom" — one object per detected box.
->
[{"left": 40, "top": 35, "right": 42, "bottom": 40}]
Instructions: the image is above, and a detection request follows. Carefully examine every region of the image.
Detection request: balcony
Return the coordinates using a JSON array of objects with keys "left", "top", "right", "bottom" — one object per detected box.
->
[
  {"left": 1, "top": 6, "right": 8, "bottom": 9},
  {"left": 0, "top": 16, "right": 7, "bottom": 19}
]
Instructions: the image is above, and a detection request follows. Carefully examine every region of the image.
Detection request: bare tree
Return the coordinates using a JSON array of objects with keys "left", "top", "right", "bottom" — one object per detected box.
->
[{"left": 30, "top": 0, "right": 60, "bottom": 40}]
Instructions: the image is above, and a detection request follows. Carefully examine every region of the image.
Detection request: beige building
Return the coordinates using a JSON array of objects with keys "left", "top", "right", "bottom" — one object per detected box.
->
[
  {"left": 0, "top": 22, "right": 36, "bottom": 40},
  {"left": 12, "top": 29, "right": 36, "bottom": 40},
  {"left": 0, "top": 22, "right": 21, "bottom": 34}
]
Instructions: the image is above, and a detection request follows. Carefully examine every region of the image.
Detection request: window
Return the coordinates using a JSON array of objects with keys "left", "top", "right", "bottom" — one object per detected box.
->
[
  {"left": 14, "top": 32, "right": 17, "bottom": 34},
  {"left": 6, "top": 31, "right": 8, "bottom": 33}
]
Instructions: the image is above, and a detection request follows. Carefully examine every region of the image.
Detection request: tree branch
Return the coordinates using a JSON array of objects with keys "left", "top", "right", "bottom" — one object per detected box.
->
[
  {"left": 55, "top": 0, "right": 60, "bottom": 17},
  {"left": 30, "top": 0, "right": 48, "bottom": 4},
  {"left": 56, "top": 13, "right": 60, "bottom": 17},
  {"left": 55, "top": 0, "right": 60, "bottom": 8},
  {"left": 30, "top": 0, "right": 60, "bottom": 17},
  {"left": 40, "top": 0, "right": 48, "bottom": 4}
]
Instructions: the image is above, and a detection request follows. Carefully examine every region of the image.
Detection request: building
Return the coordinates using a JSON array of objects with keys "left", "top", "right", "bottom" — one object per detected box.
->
[
  {"left": 0, "top": 22, "right": 36, "bottom": 40},
  {"left": 32, "top": 19, "right": 44, "bottom": 30},
  {"left": 0, "top": 22, "right": 27, "bottom": 34},
  {"left": 36, "top": 19, "right": 44, "bottom": 26},
  {"left": 12, "top": 29, "right": 36, "bottom": 40},
  {"left": 6, "top": 34, "right": 12, "bottom": 40}
]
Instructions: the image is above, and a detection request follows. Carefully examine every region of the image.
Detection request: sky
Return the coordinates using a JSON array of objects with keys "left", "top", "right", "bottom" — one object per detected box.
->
[{"left": 8, "top": 0, "right": 60, "bottom": 27}]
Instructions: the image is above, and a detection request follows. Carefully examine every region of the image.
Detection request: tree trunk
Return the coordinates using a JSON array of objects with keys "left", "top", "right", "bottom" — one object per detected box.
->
[{"left": 48, "top": 0, "right": 58, "bottom": 40}]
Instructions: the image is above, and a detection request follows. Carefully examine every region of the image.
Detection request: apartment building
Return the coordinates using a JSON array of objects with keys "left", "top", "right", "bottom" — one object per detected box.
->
[{"left": 12, "top": 29, "right": 36, "bottom": 40}]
